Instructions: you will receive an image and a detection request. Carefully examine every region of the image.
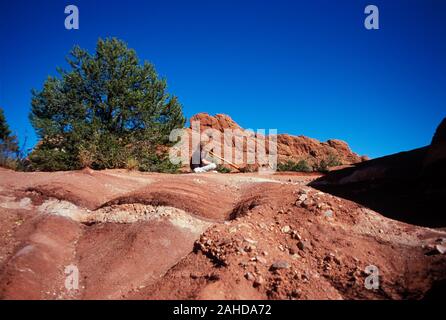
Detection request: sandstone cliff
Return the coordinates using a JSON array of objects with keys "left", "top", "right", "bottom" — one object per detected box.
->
[{"left": 184, "top": 113, "right": 364, "bottom": 171}]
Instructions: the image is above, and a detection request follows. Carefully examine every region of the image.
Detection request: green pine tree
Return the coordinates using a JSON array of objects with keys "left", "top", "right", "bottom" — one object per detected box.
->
[
  {"left": 0, "top": 108, "right": 12, "bottom": 141},
  {"left": 0, "top": 107, "right": 19, "bottom": 169},
  {"left": 29, "top": 38, "right": 185, "bottom": 171}
]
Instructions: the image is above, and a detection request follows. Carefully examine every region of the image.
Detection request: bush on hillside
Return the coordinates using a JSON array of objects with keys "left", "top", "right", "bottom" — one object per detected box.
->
[
  {"left": 277, "top": 159, "right": 312, "bottom": 172},
  {"left": 314, "top": 153, "right": 342, "bottom": 173}
]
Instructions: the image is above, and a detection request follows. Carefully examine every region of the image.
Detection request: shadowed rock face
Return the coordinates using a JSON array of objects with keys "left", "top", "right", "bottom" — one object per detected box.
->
[
  {"left": 424, "top": 118, "right": 446, "bottom": 177},
  {"left": 431, "top": 118, "right": 446, "bottom": 144},
  {"left": 311, "top": 118, "right": 446, "bottom": 227},
  {"left": 187, "top": 113, "right": 365, "bottom": 171}
]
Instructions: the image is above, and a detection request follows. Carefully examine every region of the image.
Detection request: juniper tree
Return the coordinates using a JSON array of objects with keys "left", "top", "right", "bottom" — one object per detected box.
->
[{"left": 29, "top": 38, "right": 185, "bottom": 171}]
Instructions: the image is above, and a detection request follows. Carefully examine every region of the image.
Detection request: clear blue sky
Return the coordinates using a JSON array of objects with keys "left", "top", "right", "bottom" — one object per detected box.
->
[{"left": 0, "top": 0, "right": 445, "bottom": 158}]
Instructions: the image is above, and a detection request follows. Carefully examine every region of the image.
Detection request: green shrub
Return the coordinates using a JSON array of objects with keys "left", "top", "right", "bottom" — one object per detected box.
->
[
  {"left": 277, "top": 159, "right": 312, "bottom": 172},
  {"left": 216, "top": 164, "right": 231, "bottom": 173},
  {"left": 315, "top": 159, "right": 329, "bottom": 173},
  {"left": 137, "top": 152, "right": 180, "bottom": 173},
  {"left": 326, "top": 153, "right": 341, "bottom": 167},
  {"left": 126, "top": 158, "right": 139, "bottom": 171},
  {"left": 28, "top": 38, "right": 185, "bottom": 172},
  {"left": 28, "top": 147, "right": 78, "bottom": 171},
  {"left": 0, "top": 142, "right": 19, "bottom": 170},
  {"left": 0, "top": 156, "right": 18, "bottom": 170},
  {"left": 238, "top": 164, "right": 257, "bottom": 173},
  {"left": 78, "top": 145, "right": 96, "bottom": 169},
  {"left": 314, "top": 154, "right": 341, "bottom": 173}
]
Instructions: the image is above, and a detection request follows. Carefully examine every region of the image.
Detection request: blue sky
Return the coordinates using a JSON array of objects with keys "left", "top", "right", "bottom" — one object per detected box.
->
[{"left": 0, "top": 0, "right": 445, "bottom": 158}]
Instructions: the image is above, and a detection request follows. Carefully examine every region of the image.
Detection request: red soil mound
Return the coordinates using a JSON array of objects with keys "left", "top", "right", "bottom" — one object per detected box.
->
[{"left": 0, "top": 169, "right": 445, "bottom": 300}]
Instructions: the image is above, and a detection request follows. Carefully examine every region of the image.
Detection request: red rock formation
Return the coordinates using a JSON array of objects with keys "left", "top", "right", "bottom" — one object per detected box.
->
[
  {"left": 190, "top": 113, "right": 241, "bottom": 132},
  {"left": 183, "top": 113, "right": 364, "bottom": 171}
]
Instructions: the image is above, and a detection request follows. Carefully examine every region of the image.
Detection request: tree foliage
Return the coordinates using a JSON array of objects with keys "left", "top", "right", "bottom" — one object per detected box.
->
[
  {"left": 0, "top": 108, "right": 12, "bottom": 141},
  {"left": 29, "top": 38, "right": 185, "bottom": 171},
  {"left": 0, "top": 107, "right": 19, "bottom": 169},
  {"left": 277, "top": 159, "right": 312, "bottom": 172}
]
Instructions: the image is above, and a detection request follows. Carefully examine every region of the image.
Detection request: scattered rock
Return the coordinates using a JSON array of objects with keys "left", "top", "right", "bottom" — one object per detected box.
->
[
  {"left": 207, "top": 273, "right": 220, "bottom": 281},
  {"left": 244, "top": 238, "right": 258, "bottom": 245},
  {"left": 270, "top": 261, "right": 290, "bottom": 271},
  {"left": 254, "top": 276, "right": 265, "bottom": 287},
  {"left": 301, "top": 200, "right": 314, "bottom": 209},
  {"left": 219, "top": 238, "right": 231, "bottom": 246},
  {"left": 255, "top": 256, "right": 267, "bottom": 264},
  {"left": 281, "top": 225, "right": 291, "bottom": 234},
  {"left": 324, "top": 210, "right": 333, "bottom": 218},
  {"left": 291, "top": 289, "right": 300, "bottom": 298},
  {"left": 245, "top": 272, "right": 255, "bottom": 281},
  {"left": 297, "top": 240, "right": 308, "bottom": 251},
  {"left": 291, "top": 231, "right": 302, "bottom": 240},
  {"left": 436, "top": 244, "right": 446, "bottom": 255},
  {"left": 317, "top": 203, "right": 326, "bottom": 209}
]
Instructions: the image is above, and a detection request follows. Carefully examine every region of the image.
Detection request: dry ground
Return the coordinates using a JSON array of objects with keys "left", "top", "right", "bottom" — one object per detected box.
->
[{"left": 0, "top": 167, "right": 445, "bottom": 300}]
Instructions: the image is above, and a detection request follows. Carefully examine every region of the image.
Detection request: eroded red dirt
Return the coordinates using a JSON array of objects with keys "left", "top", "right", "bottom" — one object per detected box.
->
[{"left": 0, "top": 167, "right": 445, "bottom": 300}]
